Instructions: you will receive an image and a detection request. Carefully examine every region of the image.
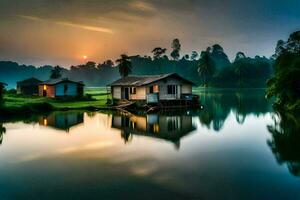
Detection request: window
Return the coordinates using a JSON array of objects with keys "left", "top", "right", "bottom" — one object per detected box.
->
[
  {"left": 130, "top": 87, "right": 136, "bottom": 94},
  {"left": 153, "top": 85, "right": 159, "bottom": 93},
  {"left": 167, "top": 85, "right": 177, "bottom": 95},
  {"left": 167, "top": 118, "right": 178, "bottom": 131},
  {"left": 149, "top": 86, "right": 154, "bottom": 94}
]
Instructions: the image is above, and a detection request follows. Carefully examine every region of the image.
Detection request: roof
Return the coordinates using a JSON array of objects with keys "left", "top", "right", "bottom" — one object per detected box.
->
[
  {"left": 17, "top": 77, "right": 42, "bottom": 85},
  {"left": 109, "top": 73, "right": 195, "bottom": 87},
  {"left": 40, "top": 78, "right": 84, "bottom": 86}
]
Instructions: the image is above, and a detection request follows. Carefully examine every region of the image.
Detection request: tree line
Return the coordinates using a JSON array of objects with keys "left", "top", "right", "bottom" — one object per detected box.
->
[{"left": 0, "top": 38, "right": 273, "bottom": 88}]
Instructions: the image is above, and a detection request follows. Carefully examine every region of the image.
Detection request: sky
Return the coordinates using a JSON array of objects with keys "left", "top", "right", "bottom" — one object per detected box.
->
[{"left": 0, "top": 0, "right": 299, "bottom": 67}]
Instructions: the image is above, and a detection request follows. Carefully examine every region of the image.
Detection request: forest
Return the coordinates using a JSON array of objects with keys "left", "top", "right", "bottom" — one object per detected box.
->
[{"left": 0, "top": 39, "right": 273, "bottom": 88}]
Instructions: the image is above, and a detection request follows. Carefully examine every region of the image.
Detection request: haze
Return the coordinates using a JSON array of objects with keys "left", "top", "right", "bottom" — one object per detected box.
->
[{"left": 0, "top": 0, "right": 299, "bottom": 67}]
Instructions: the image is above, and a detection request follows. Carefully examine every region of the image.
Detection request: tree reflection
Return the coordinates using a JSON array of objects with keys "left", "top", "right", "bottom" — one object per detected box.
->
[
  {"left": 267, "top": 112, "right": 300, "bottom": 177},
  {"left": 0, "top": 123, "right": 6, "bottom": 145},
  {"left": 198, "top": 89, "right": 271, "bottom": 131}
]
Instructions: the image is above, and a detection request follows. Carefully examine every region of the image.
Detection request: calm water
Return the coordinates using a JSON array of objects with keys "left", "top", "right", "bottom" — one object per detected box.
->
[{"left": 0, "top": 89, "right": 300, "bottom": 200}]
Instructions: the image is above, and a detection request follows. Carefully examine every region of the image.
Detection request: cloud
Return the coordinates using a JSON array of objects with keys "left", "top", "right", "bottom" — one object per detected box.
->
[
  {"left": 130, "top": 1, "right": 157, "bottom": 12},
  {"left": 17, "top": 15, "right": 113, "bottom": 34}
]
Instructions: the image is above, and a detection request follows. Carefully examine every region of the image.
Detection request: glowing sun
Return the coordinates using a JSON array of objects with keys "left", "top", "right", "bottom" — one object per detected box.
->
[{"left": 83, "top": 55, "right": 88, "bottom": 60}]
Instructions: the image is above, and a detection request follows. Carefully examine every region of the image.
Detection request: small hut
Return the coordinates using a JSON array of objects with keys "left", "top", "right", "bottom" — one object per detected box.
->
[
  {"left": 17, "top": 77, "right": 42, "bottom": 96},
  {"left": 39, "top": 78, "right": 84, "bottom": 98}
]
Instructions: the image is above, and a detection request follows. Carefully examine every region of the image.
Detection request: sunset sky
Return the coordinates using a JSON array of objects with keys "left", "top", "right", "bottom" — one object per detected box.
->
[{"left": 0, "top": 0, "right": 299, "bottom": 67}]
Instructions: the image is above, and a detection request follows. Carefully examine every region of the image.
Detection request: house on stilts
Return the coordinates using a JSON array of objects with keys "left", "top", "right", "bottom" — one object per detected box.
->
[{"left": 108, "top": 73, "right": 200, "bottom": 108}]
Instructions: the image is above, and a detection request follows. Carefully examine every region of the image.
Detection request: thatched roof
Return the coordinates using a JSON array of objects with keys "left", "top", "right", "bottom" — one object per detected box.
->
[{"left": 109, "top": 73, "right": 195, "bottom": 87}]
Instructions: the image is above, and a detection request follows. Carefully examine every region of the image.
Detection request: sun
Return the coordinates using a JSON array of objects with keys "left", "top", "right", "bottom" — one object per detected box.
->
[{"left": 83, "top": 55, "right": 88, "bottom": 60}]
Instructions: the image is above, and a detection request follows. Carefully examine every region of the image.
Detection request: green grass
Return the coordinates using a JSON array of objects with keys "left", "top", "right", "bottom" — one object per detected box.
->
[{"left": 2, "top": 87, "right": 110, "bottom": 110}]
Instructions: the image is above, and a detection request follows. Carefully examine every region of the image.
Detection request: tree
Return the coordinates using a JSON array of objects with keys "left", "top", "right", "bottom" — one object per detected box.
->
[
  {"left": 211, "top": 44, "right": 231, "bottom": 68},
  {"left": 170, "top": 38, "right": 181, "bottom": 60},
  {"left": 191, "top": 51, "right": 199, "bottom": 60},
  {"left": 198, "top": 52, "right": 216, "bottom": 86},
  {"left": 116, "top": 54, "right": 132, "bottom": 77},
  {"left": 267, "top": 30, "right": 300, "bottom": 110},
  {"left": 50, "top": 65, "right": 62, "bottom": 79},
  {"left": 84, "top": 61, "right": 97, "bottom": 70},
  {"left": 234, "top": 52, "right": 246, "bottom": 62},
  {"left": 212, "top": 44, "right": 224, "bottom": 55},
  {"left": 104, "top": 60, "right": 114, "bottom": 67},
  {"left": 0, "top": 83, "right": 4, "bottom": 102},
  {"left": 151, "top": 47, "right": 167, "bottom": 59}
]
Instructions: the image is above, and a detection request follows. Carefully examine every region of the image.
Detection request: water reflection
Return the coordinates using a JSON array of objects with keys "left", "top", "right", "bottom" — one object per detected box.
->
[
  {"left": 1, "top": 90, "right": 300, "bottom": 199},
  {"left": 0, "top": 123, "right": 5, "bottom": 145},
  {"left": 112, "top": 113, "right": 196, "bottom": 149},
  {"left": 198, "top": 89, "right": 272, "bottom": 131},
  {"left": 39, "top": 111, "right": 84, "bottom": 132},
  {"left": 267, "top": 112, "right": 300, "bottom": 177}
]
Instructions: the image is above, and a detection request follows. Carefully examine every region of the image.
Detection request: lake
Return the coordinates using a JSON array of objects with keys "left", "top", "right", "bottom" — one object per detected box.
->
[{"left": 0, "top": 89, "right": 300, "bottom": 200}]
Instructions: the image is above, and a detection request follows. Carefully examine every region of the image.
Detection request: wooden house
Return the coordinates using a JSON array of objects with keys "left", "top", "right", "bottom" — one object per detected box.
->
[
  {"left": 109, "top": 73, "right": 198, "bottom": 106},
  {"left": 0, "top": 82, "right": 7, "bottom": 100},
  {"left": 17, "top": 77, "right": 42, "bottom": 95},
  {"left": 39, "top": 78, "right": 84, "bottom": 98}
]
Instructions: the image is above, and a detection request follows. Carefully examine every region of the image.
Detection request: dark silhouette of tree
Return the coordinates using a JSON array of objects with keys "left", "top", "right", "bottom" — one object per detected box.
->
[
  {"left": 170, "top": 39, "right": 181, "bottom": 60},
  {"left": 191, "top": 51, "right": 199, "bottom": 60},
  {"left": 267, "top": 30, "right": 300, "bottom": 111},
  {"left": 116, "top": 54, "right": 132, "bottom": 77},
  {"left": 104, "top": 60, "right": 114, "bottom": 67},
  {"left": 50, "top": 65, "right": 62, "bottom": 79},
  {"left": 84, "top": 61, "right": 97, "bottom": 70},
  {"left": 151, "top": 47, "right": 167, "bottom": 59},
  {"left": 198, "top": 52, "right": 215, "bottom": 86},
  {"left": 0, "top": 83, "right": 5, "bottom": 103},
  {"left": 0, "top": 124, "right": 6, "bottom": 145},
  {"left": 211, "top": 44, "right": 231, "bottom": 69},
  {"left": 267, "top": 112, "right": 300, "bottom": 176},
  {"left": 234, "top": 52, "right": 246, "bottom": 62},
  {"left": 184, "top": 54, "right": 189, "bottom": 60}
]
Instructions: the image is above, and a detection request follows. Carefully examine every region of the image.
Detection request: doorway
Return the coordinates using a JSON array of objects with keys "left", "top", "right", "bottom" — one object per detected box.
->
[
  {"left": 43, "top": 90, "right": 47, "bottom": 97},
  {"left": 122, "top": 87, "right": 129, "bottom": 100}
]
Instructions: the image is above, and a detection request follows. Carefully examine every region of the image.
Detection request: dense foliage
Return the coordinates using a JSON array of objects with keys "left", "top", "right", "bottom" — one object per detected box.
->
[
  {"left": 0, "top": 39, "right": 273, "bottom": 88},
  {"left": 267, "top": 31, "right": 300, "bottom": 112}
]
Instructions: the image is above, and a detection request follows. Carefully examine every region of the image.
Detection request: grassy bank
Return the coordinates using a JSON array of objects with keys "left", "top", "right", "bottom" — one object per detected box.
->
[{"left": 0, "top": 87, "right": 111, "bottom": 116}]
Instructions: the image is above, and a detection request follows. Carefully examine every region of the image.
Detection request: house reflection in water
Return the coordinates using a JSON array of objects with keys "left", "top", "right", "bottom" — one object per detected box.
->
[
  {"left": 112, "top": 113, "right": 196, "bottom": 149},
  {"left": 39, "top": 111, "right": 84, "bottom": 132}
]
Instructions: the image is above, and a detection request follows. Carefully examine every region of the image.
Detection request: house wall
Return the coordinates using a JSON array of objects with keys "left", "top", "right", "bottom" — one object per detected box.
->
[
  {"left": 130, "top": 87, "right": 146, "bottom": 100},
  {"left": 146, "top": 77, "right": 190, "bottom": 100},
  {"left": 182, "top": 84, "right": 192, "bottom": 94},
  {"left": 17, "top": 85, "right": 39, "bottom": 95},
  {"left": 129, "top": 115, "right": 147, "bottom": 132},
  {"left": 112, "top": 86, "right": 121, "bottom": 99},
  {"left": 158, "top": 115, "right": 191, "bottom": 133},
  {"left": 111, "top": 77, "right": 192, "bottom": 101},
  {"left": 39, "top": 85, "right": 55, "bottom": 98},
  {"left": 55, "top": 83, "right": 78, "bottom": 97}
]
